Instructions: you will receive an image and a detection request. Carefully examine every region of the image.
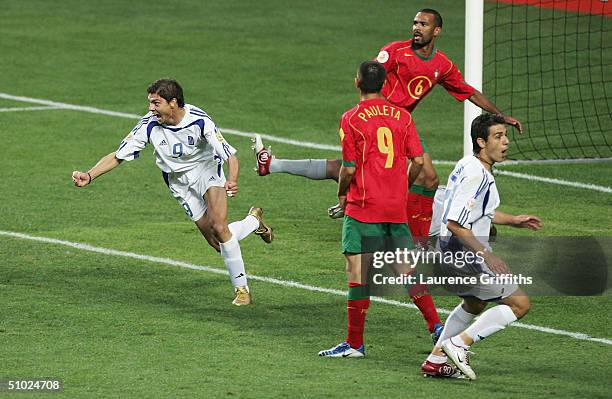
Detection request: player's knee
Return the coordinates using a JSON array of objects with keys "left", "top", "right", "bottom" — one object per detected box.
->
[
  {"left": 210, "top": 221, "right": 230, "bottom": 239},
  {"left": 511, "top": 297, "right": 531, "bottom": 319},
  {"left": 462, "top": 298, "right": 487, "bottom": 315}
]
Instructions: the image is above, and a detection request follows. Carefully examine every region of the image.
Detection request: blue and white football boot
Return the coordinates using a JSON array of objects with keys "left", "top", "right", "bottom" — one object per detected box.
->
[{"left": 318, "top": 342, "right": 365, "bottom": 358}]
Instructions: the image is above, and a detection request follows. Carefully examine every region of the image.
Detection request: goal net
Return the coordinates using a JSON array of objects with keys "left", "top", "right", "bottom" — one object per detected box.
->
[{"left": 482, "top": 0, "right": 611, "bottom": 160}]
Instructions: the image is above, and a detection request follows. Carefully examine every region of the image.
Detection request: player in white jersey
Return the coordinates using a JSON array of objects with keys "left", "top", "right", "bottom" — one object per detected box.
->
[
  {"left": 72, "top": 79, "right": 273, "bottom": 306},
  {"left": 420, "top": 114, "right": 541, "bottom": 379}
]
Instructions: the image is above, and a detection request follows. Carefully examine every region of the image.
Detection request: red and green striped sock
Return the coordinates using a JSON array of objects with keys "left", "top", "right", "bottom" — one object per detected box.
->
[
  {"left": 346, "top": 282, "right": 370, "bottom": 349},
  {"left": 407, "top": 186, "right": 436, "bottom": 246},
  {"left": 408, "top": 284, "right": 441, "bottom": 333}
]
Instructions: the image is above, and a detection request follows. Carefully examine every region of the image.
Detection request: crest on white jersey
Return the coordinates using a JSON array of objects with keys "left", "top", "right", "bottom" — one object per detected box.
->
[
  {"left": 377, "top": 50, "right": 389, "bottom": 64},
  {"left": 466, "top": 198, "right": 477, "bottom": 210}
]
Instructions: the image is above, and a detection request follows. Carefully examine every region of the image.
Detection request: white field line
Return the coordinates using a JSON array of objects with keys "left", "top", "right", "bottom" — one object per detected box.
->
[
  {"left": 0, "top": 92, "right": 610, "bottom": 194},
  {"left": 495, "top": 170, "right": 612, "bottom": 193},
  {"left": 1, "top": 230, "right": 610, "bottom": 346},
  {"left": 0, "top": 105, "right": 65, "bottom": 112},
  {"left": 499, "top": 158, "right": 612, "bottom": 165}
]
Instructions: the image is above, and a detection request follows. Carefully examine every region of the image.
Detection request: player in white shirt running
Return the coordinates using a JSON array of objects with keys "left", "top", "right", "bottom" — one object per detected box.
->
[
  {"left": 420, "top": 114, "right": 541, "bottom": 379},
  {"left": 72, "top": 79, "right": 273, "bottom": 306}
]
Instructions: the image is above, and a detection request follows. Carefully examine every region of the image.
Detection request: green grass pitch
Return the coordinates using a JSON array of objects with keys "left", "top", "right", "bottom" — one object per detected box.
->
[{"left": 0, "top": 0, "right": 610, "bottom": 398}]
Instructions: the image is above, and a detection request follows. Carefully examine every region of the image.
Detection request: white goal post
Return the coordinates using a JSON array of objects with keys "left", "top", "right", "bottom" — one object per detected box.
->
[{"left": 464, "top": 0, "right": 484, "bottom": 157}]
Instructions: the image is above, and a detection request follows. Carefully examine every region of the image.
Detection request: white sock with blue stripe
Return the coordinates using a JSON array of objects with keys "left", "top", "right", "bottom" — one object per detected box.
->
[
  {"left": 219, "top": 234, "right": 247, "bottom": 288},
  {"left": 464, "top": 304, "right": 517, "bottom": 343}
]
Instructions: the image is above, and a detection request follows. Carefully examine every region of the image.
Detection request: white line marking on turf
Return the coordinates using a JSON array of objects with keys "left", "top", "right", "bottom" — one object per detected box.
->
[
  {"left": 0, "top": 105, "right": 65, "bottom": 112},
  {"left": 495, "top": 170, "right": 612, "bottom": 193},
  {"left": 499, "top": 158, "right": 612, "bottom": 165},
  {"left": 1, "top": 230, "right": 610, "bottom": 346},
  {"left": 0, "top": 93, "right": 142, "bottom": 119},
  {"left": 221, "top": 128, "right": 342, "bottom": 152},
  {"left": 0, "top": 92, "right": 609, "bottom": 194}
]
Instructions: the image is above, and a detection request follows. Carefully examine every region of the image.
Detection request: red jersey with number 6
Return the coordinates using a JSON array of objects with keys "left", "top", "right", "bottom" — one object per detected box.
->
[
  {"left": 340, "top": 98, "right": 423, "bottom": 223},
  {"left": 376, "top": 39, "right": 475, "bottom": 112}
]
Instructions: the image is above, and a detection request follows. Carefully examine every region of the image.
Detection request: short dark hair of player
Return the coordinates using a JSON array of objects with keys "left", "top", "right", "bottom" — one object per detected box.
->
[
  {"left": 147, "top": 79, "right": 185, "bottom": 108},
  {"left": 471, "top": 113, "right": 506, "bottom": 153},
  {"left": 357, "top": 61, "right": 386, "bottom": 94},
  {"left": 418, "top": 8, "right": 443, "bottom": 28}
]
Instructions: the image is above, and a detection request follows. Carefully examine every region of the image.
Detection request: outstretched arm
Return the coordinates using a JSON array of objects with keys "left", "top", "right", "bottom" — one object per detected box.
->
[
  {"left": 468, "top": 89, "right": 523, "bottom": 134},
  {"left": 72, "top": 151, "right": 122, "bottom": 187},
  {"left": 493, "top": 210, "right": 542, "bottom": 230}
]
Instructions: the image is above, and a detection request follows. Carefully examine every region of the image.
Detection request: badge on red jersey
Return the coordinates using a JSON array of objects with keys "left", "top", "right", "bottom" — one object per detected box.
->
[{"left": 377, "top": 50, "right": 389, "bottom": 64}]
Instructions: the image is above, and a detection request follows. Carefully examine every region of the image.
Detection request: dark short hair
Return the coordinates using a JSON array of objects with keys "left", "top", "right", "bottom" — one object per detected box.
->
[
  {"left": 357, "top": 61, "right": 386, "bottom": 94},
  {"left": 471, "top": 113, "right": 506, "bottom": 153},
  {"left": 418, "top": 8, "right": 443, "bottom": 28},
  {"left": 147, "top": 79, "right": 185, "bottom": 107}
]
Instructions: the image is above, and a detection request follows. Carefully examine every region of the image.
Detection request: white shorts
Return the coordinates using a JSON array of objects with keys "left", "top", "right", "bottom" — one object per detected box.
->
[
  {"left": 438, "top": 260, "right": 519, "bottom": 301},
  {"left": 435, "top": 242, "right": 518, "bottom": 301},
  {"left": 164, "top": 165, "right": 226, "bottom": 222},
  {"left": 458, "top": 273, "right": 519, "bottom": 302}
]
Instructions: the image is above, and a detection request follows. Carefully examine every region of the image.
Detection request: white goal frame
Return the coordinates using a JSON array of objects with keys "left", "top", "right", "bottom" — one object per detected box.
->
[{"left": 463, "top": 0, "right": 484, "bottom": 157}]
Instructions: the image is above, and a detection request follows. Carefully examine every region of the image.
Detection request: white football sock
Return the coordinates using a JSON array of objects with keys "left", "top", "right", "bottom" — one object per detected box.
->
[
  {"left": 426, "top": 354, "right": 448, "bottom": 364},
  {"left": 464, "top": 304, "right": 517, "bottom": 343},
  {"left": 269, "top": 158, "right": 328, "bottom": 179},
  {"left": 450, "top": 335, "right": 470, "bottom": 348},
  {"left": 228, "top": 215, "right": 259, "bottom": 241},
  {"left": 434, "top": 304, "right": 477, "bottom": 349},
  {"left": 219, "top": 234, "right": 247, "bottom": 288}
]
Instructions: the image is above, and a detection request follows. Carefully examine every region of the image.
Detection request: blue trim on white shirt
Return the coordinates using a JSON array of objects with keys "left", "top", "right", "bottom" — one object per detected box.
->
[
  {"left": 132, "top": 115, "right": 152, "bottom": 133},
  {"left": 147, "top": 121, "right": 160, "bottom": 143},
  {"left": 189, "top": 109, "right": 208, "bottom": 117},
  {"left": 481, "top": 182, "right": 495, "bottom": 216},
  {"left": 161, "top": 119, "right": 205, "bottom": 133},
  {"left": 162, "top": 172, "right": 169, "bottom": 187},
  {"left": 458, "top": 208, "right": 470, "bottom": 226},
  {"left": 474, "top": 172, "right": 489, "bottom": 199}
]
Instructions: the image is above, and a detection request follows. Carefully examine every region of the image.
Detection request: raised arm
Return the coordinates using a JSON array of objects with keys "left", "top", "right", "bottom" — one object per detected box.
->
[{"left": 468, "top": 90, "right": 523, "bottom": 134}]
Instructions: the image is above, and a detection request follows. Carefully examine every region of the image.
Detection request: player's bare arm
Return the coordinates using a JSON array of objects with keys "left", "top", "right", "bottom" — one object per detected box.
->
[
  {"left": 447, "top": 220, "right": 508, "bottom": 274},
  {"left": 72, "top": 151, "right": 123, "bottom": 187},
  {"left": 493, "top": 210, "right": 542, "bottom": 230},
  {"left": 225, "top": 155, "right": 240, "bottom": 197},
  {"left": 468, "top": 90, "right": 523, "bottom": 134},
  {"left": 408, "top": 155, "right": 424, "bottom": 186},
  {"left": 337, "top": 165, "right": 355, "bottom": 210}
]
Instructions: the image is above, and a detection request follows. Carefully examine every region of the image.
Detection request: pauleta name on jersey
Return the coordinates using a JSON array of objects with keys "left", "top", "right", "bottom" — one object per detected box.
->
[{"left": 357, "top": 105, "right": 401, "bottom": 122}]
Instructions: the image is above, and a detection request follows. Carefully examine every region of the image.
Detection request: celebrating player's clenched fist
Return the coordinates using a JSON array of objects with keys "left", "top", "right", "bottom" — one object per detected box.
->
[{"left": 72, "top": 171, "right": 92, "bottom": 187}]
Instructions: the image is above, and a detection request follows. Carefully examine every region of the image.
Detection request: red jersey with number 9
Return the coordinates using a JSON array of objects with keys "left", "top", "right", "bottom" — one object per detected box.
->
[
  {"left": 376, "top": 39, "right": 475, "bottom": 112},
  {"left": 340, "top": 98, "right": 423, "bottom": 223}
]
